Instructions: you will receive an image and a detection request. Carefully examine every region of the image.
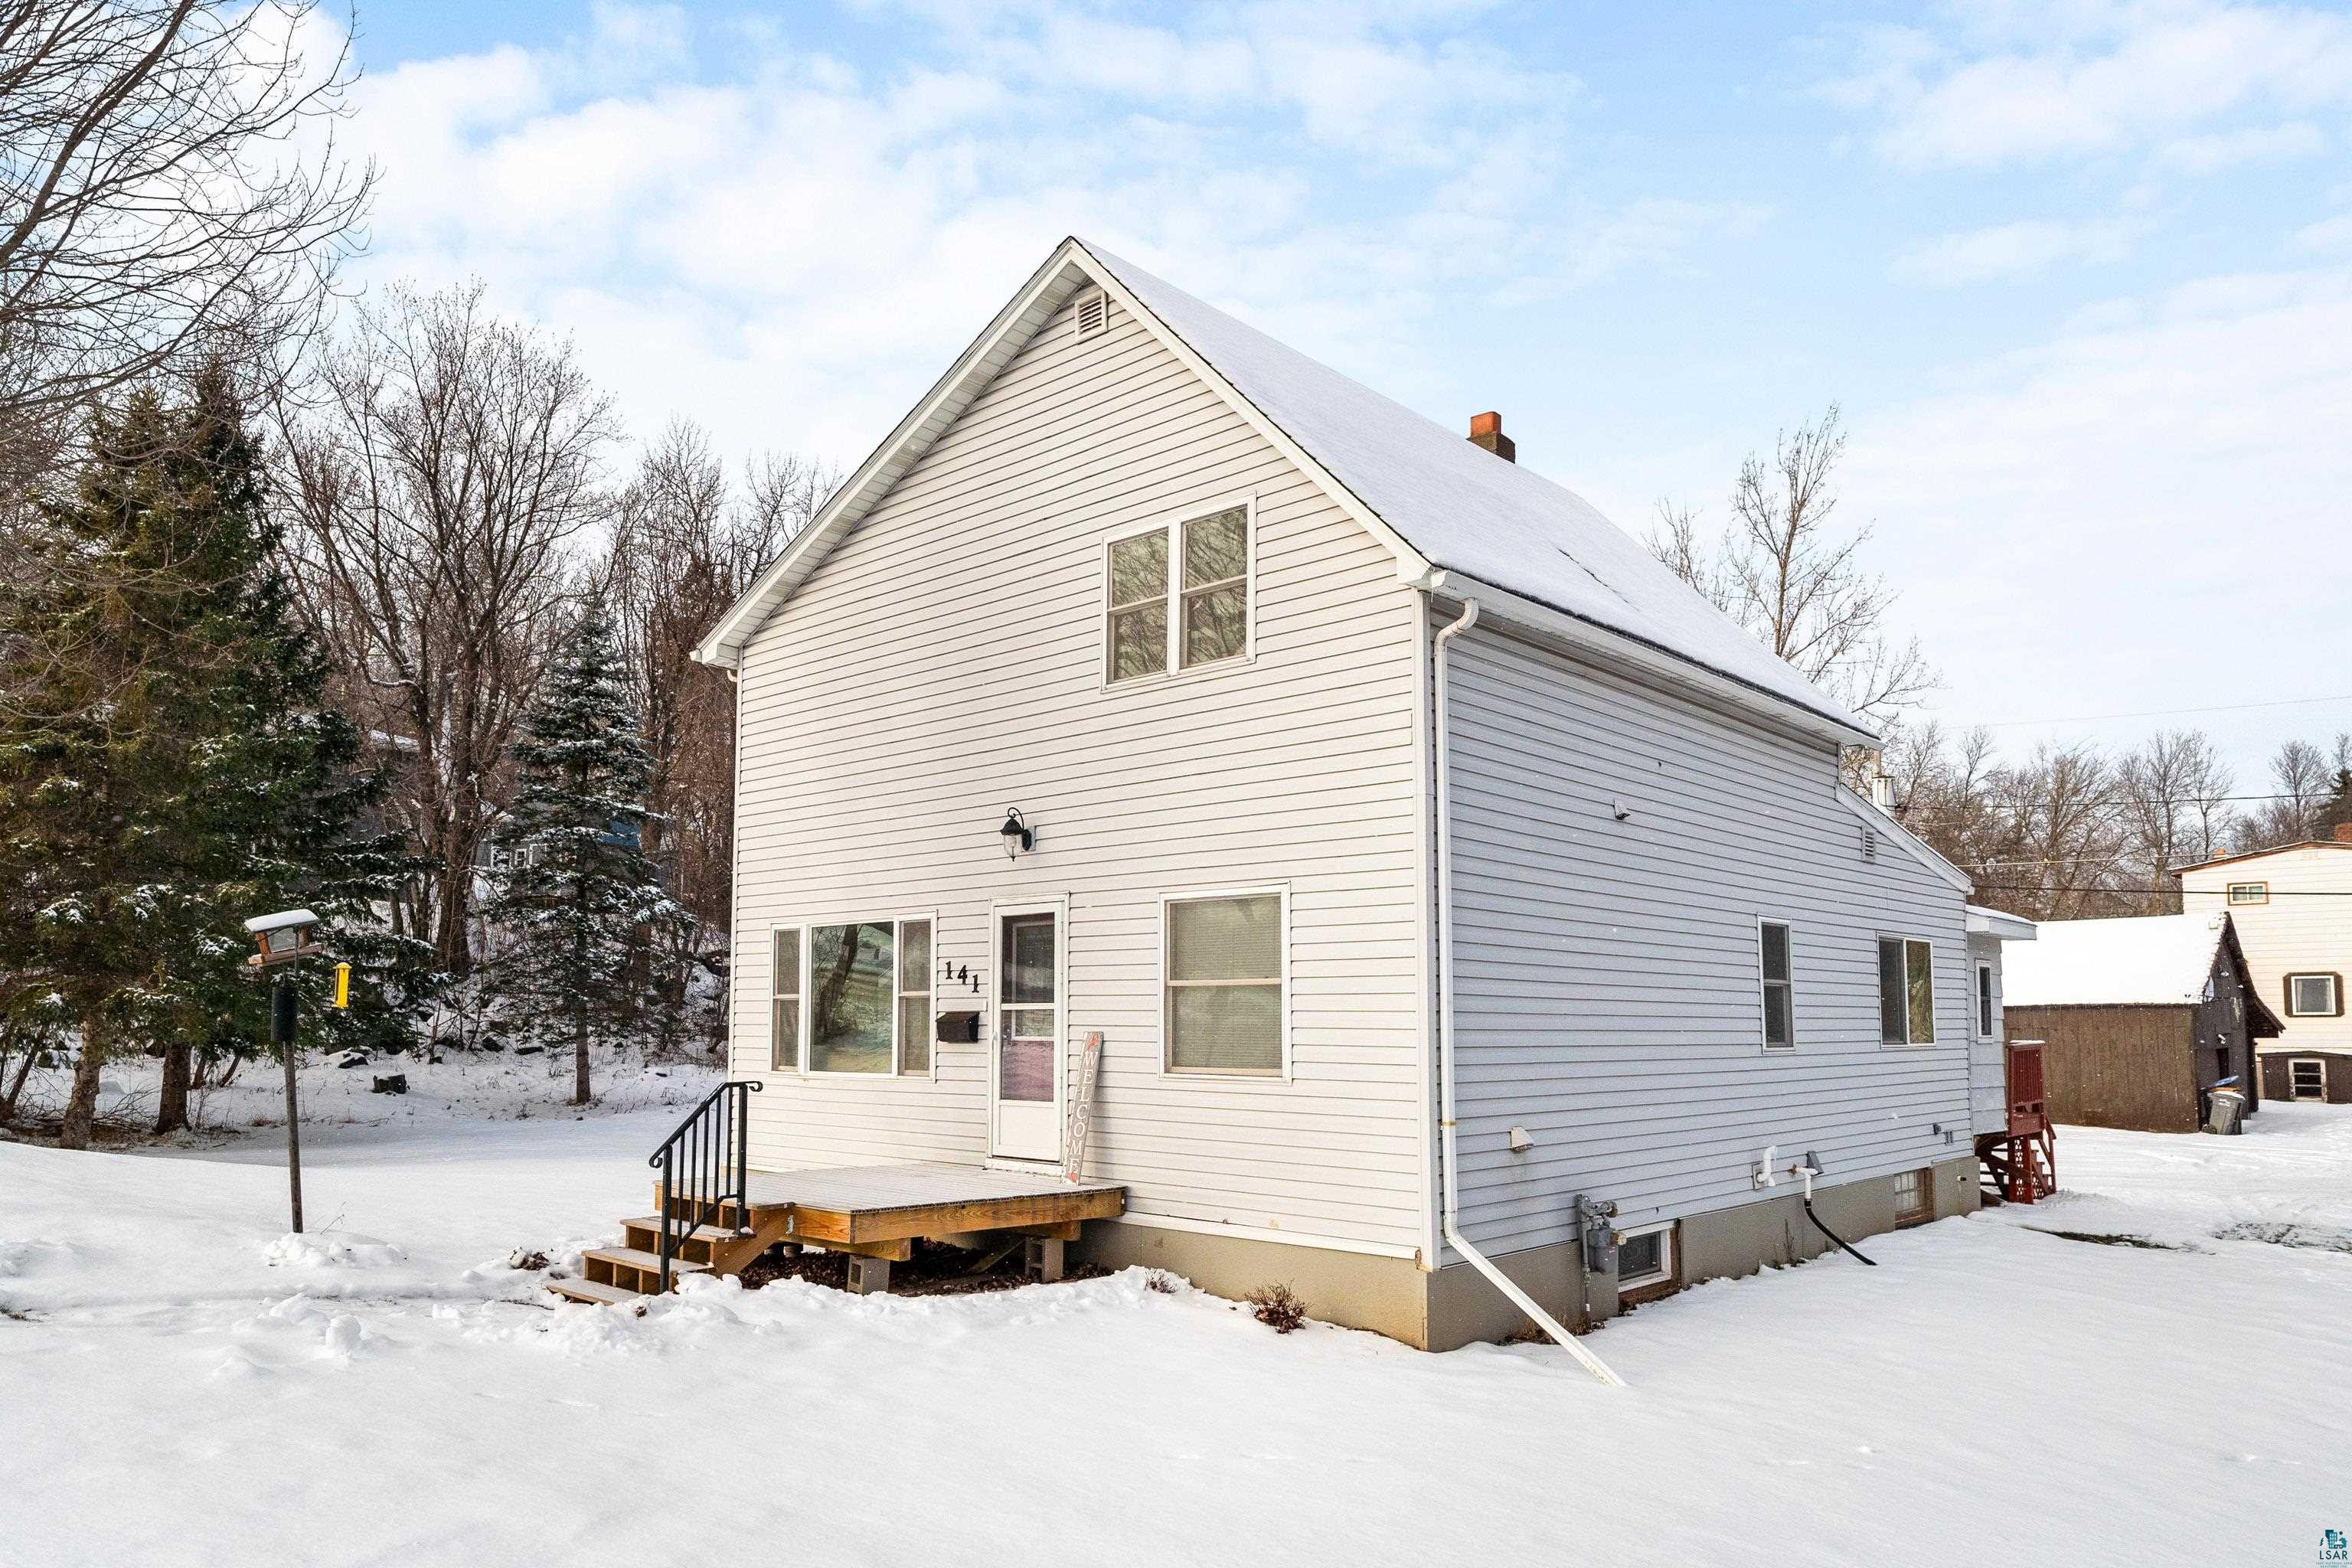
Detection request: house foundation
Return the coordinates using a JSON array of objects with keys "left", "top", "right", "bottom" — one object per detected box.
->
[{"left": 1079, "top": 1156, "right": 1983, "bottom": 1351}]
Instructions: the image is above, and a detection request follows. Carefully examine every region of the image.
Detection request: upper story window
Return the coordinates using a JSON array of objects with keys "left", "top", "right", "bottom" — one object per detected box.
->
[
  {"left": 1878, "top": 936, "right": 1936, "bottom": 1045},
  {"left": 1106, "top": 503, "right": 1251, "bottom": 684},
  {"left": 2227, "top": 882, "right": 2269, "bottom": 906}
]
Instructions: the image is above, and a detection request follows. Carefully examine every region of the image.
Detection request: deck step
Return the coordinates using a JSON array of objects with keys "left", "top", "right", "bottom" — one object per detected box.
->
[
  {"left": 546, "top": 1278, "right": 643, "bottom": 1306},
  {"left": 584, "top": 1246, "right": 710, "bottom": 1275},
  {"left": 619, "top": 1217, "right": 746, "bottom": 1245}
]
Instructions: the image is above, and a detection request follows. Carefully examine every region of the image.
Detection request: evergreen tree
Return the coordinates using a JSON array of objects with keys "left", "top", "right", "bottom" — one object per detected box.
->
[
  {"left": 2318, "top": 769, "right": 2352, "bottom": 838},
  {"left": 0, "top": 371, "right": 429, "bottom": 1145},
  {"left": 482, "top": 601, "right": 683, "bottom": 1103}
]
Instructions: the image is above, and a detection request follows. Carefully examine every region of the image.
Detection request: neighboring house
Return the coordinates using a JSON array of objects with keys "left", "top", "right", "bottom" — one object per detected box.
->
[
  {"left": 2001, "top": 913, "right": 2280, "bottom": 1133},
  {"left": 685, "top": 236, "right": 2016, "bottom": 1350},
  {"left": 2177, "top": 827, "right": 2352, "bottom": 1106}
]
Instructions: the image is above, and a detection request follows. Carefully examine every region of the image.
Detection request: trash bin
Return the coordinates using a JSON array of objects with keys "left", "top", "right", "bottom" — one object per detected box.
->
[{"left": 2205, "top": 1089, "right": 2246, "bottom": 1135}]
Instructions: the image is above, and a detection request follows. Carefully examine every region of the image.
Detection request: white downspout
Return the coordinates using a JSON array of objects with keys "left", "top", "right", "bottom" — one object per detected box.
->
[{"left": 1434, "top": 596, "right": 1625, "bottom": 1388}]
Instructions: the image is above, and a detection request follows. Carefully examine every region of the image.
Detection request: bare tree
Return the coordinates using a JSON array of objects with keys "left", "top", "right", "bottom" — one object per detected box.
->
[
  {"left": 279, "top": 280, "right": 616, "bottom": 974},
  {"left": 2235, "top": 738, "right": 2332, "bottom": 851},
  {"left": 601, "top": 424, "right": 824, "bottom": 949},
  {"left": 2115, "top": 730, "right": 2234, "bottom": 911},
  {"left": 0, "top": 1, "right": 372, "bottom": 433},
  {"left": 1648, "top": 406, "right": 1938, "bottom": 724}
]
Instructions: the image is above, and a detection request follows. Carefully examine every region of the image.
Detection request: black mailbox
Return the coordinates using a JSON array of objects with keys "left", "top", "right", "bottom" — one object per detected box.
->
[{"left": 936, "top": 1009, "right": 982, "bottom": 1044}]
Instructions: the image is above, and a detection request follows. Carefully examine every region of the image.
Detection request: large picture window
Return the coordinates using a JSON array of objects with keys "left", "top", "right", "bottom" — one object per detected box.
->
[
  {"left": 1878, "top": 937, "right": 1936, "bottom": 1045},
  {"left": 775, "top": 916, "right": 935, "bottom": 1075},
  {"left": 1165, "top": 890, "right": 1285, "bottom": 1075},
  {"left": 1106, "top": 502, "right": 1251, "bottom": 684}
]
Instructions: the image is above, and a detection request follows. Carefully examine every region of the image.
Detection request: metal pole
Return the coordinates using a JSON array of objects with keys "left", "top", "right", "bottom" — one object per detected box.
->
[{"left": 273, "top": 969, "right": 303, "bottom": 1233}]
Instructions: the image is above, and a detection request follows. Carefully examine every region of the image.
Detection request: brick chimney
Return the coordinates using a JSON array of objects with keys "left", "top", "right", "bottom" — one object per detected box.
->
[
  {"left": 2334, "top": 822, "right": 2352, "bottom": 844},
  {"left": 1468, "top": 410, "right": 1515, "bottom": 462}
]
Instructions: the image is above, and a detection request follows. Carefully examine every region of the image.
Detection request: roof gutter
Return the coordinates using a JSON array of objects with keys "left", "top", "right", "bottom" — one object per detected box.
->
[
  {"left": 1413, "top": 570, "right": 1878, "bottom": 752},
  {"left": 1433, "top": 596, "right": 1624, "bottom": 1387}
]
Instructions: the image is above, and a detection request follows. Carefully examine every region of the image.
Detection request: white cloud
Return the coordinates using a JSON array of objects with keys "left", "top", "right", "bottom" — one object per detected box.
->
[
  {"left": 340, "top": 2, "right": 1746, "bottom": 469},
  {"left": 1828, "top": 2, "right": 2352, "bottom": 170},
  {"left": 2293, "top": 211, "right": 2352, "bottom": 252},
  {"left": 2157, "top": 119, "right": 2328, "bottom": 172},
  {"left": 1844, "top": 262, "right": 2352, "bottom": 756},
  {"left": 1892, "top": 217, "right": 2144, "bottom": 285}
]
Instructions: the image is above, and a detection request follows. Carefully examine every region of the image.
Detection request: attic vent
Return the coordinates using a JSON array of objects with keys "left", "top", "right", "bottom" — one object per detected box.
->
[
  {"left": 1860, "top": 827, "right": 1880, "bottom": 863},
  {"left": 1074, "top": 290, "right": 1109, "bottom": 339}
]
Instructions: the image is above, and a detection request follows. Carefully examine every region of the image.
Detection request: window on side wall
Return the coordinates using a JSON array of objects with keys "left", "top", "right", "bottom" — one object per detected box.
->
[
  {"left": 1976, "top": 962, "right": 1995, "bottom": 1041},
  {"left": 771, "top": 927, "right": 801, "bottom": 1073},
  {"left": 1165, "top": 890, "right": 1285, "bottom": 1075},
  {"left": 2286, "top": 972, "right": 2342, "bottom": 1018},
  {"left": 1878, "top": 937, "right": 1936, "bottom": 1045},
  {"left": 2226, "top": 881, "right": 2268, "bottom": 906},
  {"left": 1759, "top": 920, "right": 1793, "bottom": 1048},
  {"left": 1105, "top": 503, "right": 1250, "bottom": 684}
]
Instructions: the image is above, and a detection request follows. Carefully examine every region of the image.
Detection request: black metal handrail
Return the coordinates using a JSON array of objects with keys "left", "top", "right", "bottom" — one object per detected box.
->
[{"left": 646, "top": 1079, "right": 763, "bottom": 1291}]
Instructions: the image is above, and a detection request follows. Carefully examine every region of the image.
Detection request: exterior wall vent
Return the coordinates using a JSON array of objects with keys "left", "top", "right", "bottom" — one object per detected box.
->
[
  {"left": 1074, "top": 290, "right": 1109, "bottom": 339},
  {"left": 1860, "top": 827, "right": 1879, "bottom": 862}
]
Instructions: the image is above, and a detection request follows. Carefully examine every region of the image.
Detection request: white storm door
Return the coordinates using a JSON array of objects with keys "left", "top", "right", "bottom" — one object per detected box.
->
[{"left": 991, "top": 903, "right": 1063, "bottom": 1162}]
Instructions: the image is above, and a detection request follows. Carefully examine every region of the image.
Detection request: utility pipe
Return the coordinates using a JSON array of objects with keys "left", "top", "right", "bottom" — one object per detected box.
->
[{"left": 1433, "top": 596, "right": 1625, "bottom": 1388}]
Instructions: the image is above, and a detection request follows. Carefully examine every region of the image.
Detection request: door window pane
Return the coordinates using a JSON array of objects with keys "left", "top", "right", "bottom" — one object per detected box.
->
[
  {"left": 809, "top": 922, "right": 894, "bottom": 1073},
  {"left": 1000, "top": 1037, "right": 1055, "bottom": 1101},
  {"left": 1003, "top": 915, "right": 1057, "bottom": 1003}
]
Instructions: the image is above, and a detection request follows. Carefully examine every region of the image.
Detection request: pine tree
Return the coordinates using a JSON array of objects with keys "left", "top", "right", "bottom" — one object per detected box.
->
[
  {"left": 482, "top": 600, "right": 683, "bottom": 1103},
  {"left": 0, "top": 371, "right": 430, "bottom": 1145},
  {"left": 2318, "top": 769, "right": 2352, "bottom": 838}
]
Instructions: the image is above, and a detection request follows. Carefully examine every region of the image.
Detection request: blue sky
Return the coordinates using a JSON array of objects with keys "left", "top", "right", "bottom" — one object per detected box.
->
[{"left": 332, "top": 1, "right": 2352, "bottom": 778}]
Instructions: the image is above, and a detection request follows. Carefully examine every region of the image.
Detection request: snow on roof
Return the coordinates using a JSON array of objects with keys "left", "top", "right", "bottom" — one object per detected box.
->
[
  {"left": 1085, "top": 243, "right": 1870, "bottom": 738},
  {"left": 1999, "top": 913, "right": 2228, "bottom": 1008}
]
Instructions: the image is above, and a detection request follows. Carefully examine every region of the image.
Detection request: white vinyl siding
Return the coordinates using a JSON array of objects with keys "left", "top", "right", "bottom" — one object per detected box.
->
[
  {"left": 728, "top": 284, "right": 1425, "bottom": 1253},
  {"left": 1442, "top": 613, "right": 1971, "bottom": 1257},
  {"left": 2181, "top": 846, "right": 2352, "bottom": 1063}
]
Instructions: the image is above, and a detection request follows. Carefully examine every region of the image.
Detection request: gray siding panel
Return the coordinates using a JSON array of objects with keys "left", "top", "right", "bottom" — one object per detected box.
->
[{"left": 1443, "top": 618, "right": 1971, "bottom": 1256}]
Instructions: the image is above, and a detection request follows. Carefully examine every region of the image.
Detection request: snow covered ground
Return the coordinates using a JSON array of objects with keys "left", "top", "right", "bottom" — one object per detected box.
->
[{"left": 4, "top": 1104, "right": 2348, "bottom": 1567}]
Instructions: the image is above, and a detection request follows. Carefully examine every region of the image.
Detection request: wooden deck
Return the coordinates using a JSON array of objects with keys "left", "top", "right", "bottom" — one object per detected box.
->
[
  {"left": 549, "top": 1162, "right": 1129, "bottom": 1305},
  {"left": 731, "top": 1162, "right": 1126, "bottom": 1246}
]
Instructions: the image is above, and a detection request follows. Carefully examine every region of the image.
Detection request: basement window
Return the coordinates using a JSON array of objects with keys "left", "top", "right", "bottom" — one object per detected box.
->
[
  {"left": 1616, "top": 1223, "right": 1675, "bottom": 1292},
  {"left": 2286, "top": 972, "right": 2341, "bottom": 1018},
  {"left": 1164, "top": 889, "right": 1286, "bottom": 1076},
  {"left": 2226, "top": 881, "right": 2269, "bottom": 906},
  {"left": 1105, "top": 502, "right": 1253, "bottom": 685},
  {"left": 1759, "top": 920, "right": 1794, "bottom": 1048},
  {"left": 2290, "top": 1057, "right": 2328, "bottom": 1099},
  {"left": 1878, "top": 937, "right": 1936, "bottom": 1045},
  {"left": 1894, "top": 1168, "right": 1932, "bottom": 1227}
]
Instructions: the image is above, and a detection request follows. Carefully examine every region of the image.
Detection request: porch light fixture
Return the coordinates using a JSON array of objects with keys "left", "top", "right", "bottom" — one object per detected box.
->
[{"left": 1000, "top": 807, "right": 1034, "bottom": 860}]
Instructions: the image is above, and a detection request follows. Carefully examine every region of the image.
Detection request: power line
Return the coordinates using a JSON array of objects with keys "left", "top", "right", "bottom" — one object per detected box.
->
[{"left": 1972, "top": 692, "right": 2352, "bottom": 728}]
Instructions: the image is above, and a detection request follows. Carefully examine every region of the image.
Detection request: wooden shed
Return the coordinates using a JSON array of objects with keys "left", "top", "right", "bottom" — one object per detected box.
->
[{"left": 2000, "top": 913, "right": 2281, "bottom": 1134}]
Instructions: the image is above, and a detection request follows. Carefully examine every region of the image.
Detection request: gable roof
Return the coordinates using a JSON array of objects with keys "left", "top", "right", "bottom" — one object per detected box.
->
[
  {"left": 2001, "top": 912, "right": 2282, "bottom": 1034},
  {"left": 1841, "top": 788, "right": 1975, "bottom": 893},
  {"left": 695, "top": 237, "right": 1872, "bottom": 745},
  {"left": 2173, "top": 838, "right": 2352, "bottom": 876}
]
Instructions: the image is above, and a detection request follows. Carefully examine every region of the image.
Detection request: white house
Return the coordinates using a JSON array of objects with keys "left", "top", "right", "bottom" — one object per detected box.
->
[
  {"left": 675, "top": 236, "right": 2014, "bottom": 1350},
  {"left": 2178, "top": 828, "right": 2352, "bottom": 1104}
]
